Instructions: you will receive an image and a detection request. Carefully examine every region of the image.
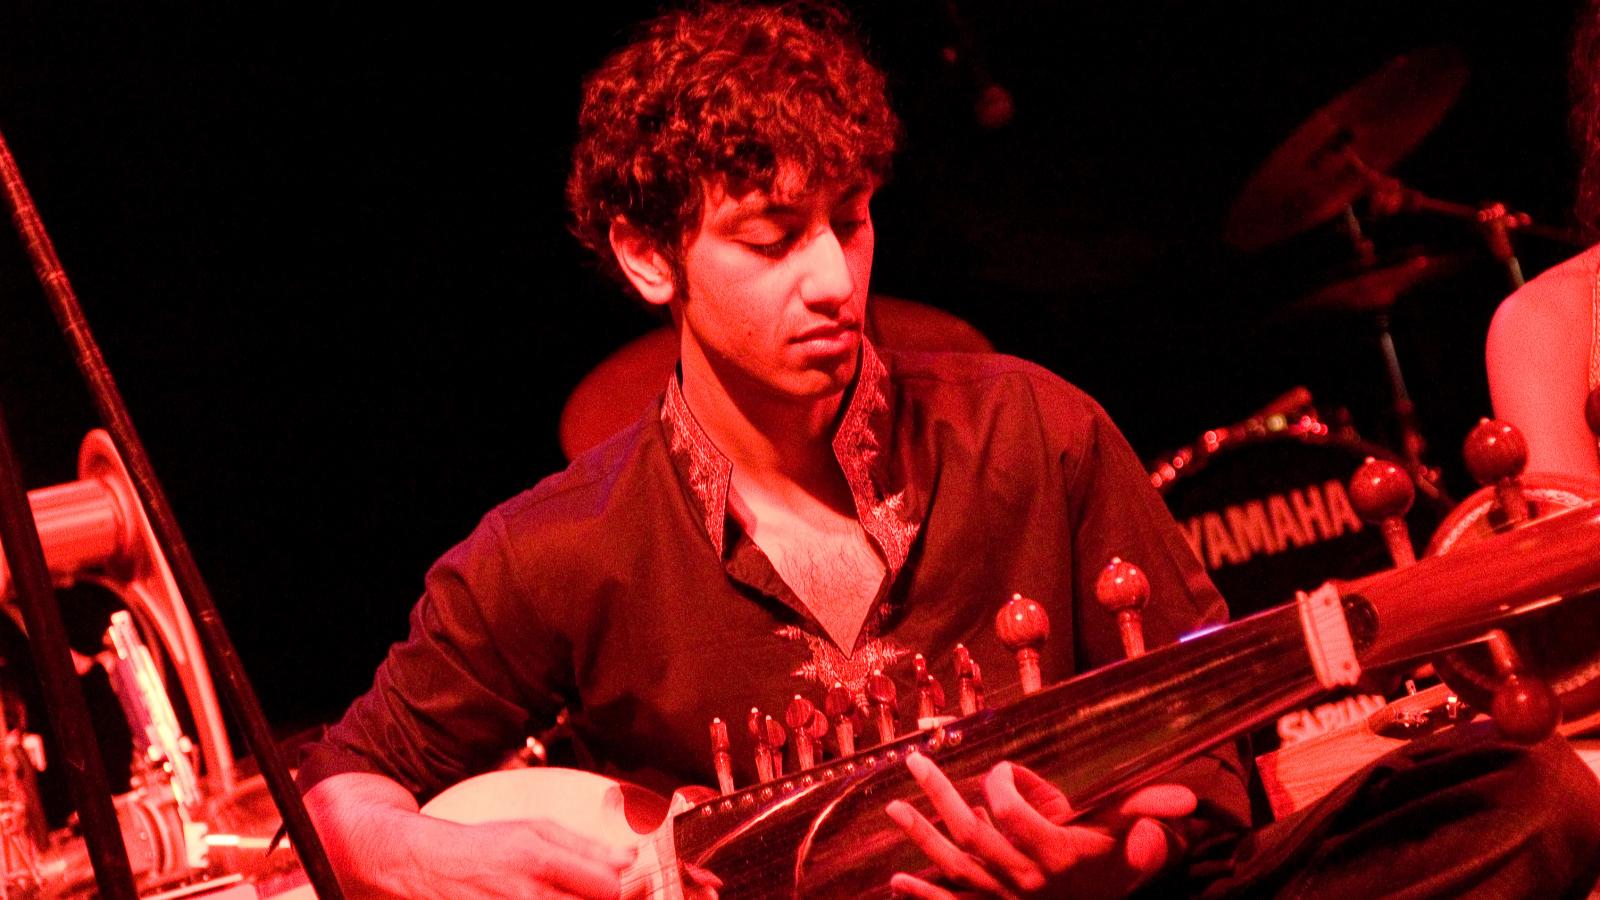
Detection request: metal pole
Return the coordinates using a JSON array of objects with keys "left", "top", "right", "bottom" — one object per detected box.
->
[{"left": 0, "top": 401, "right": 137, "bottom": 899}]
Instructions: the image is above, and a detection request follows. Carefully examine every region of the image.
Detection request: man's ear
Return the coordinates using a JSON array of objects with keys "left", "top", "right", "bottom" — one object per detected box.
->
[{"left": 609, "top": 219, "right": 676, "bottom": 307}]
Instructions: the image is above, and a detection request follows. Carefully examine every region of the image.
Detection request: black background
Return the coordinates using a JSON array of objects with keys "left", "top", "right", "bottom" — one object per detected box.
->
[{"left": 0, "top": 2, "right": 1586, "bottom": 738}]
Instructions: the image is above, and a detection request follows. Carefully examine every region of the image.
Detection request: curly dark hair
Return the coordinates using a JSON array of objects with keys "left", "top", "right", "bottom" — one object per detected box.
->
[
  {"left": 567, "top": 1, "right": 900, "bottom": 287},
  {"left": 1573, "top": 0, "right": 1600, "bottom": 237}
]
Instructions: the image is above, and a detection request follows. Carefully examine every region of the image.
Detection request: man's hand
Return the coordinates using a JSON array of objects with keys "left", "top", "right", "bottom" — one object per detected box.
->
[
  {"left": 885, "top": 753, "right": 1195, "bottom": 898},
  {"left": 305, "top": 772, "right": 635, "bottom": 898}
]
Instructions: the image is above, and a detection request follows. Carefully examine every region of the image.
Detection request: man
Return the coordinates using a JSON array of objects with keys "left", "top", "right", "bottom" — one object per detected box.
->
[{"left": 300, "top": 4, "right": 1600, "bottom": 897}]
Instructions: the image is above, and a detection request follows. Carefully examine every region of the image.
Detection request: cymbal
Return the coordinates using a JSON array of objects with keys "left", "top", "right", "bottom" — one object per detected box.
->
[
  {"left": 1225, "top": 47, "right": 1467, "bottom": 252},
  {"left": 1285, "top": 253, "right": 1463, "bottom": 317},
  {"left": 557, "top": 296, "right": 993, "bottom": 460}
]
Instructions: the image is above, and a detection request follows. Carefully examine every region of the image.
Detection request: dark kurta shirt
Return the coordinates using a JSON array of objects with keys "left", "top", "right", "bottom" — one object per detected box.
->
[{"left": 299, "top": 344, "right": 1248, "bottom": 850}]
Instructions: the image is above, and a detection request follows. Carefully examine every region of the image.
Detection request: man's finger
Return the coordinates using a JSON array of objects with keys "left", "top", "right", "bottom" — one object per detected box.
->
[
  {"left": 984, "top": 762, "right": 1066, "bottom": 862},
  {"left": 889, "top": 872, "right": 958, "bottom": 900},
  {"left": 984, "top": 762, "right": 1114, "bottom": 874},
  {"left": 528, "top": 819, "right": 637, "bottom": 866},
  {"left": 885, "top": 800, "right": 1017, "bottom": 897},
  {"left": 904, "top": 754, "right": 1044, "bottom": 890},
  {"left": 1123, "top": 817, "right": 1181, "bottom": 882},
  {"left": 523, "top": 822, "right": 630, "bottom": 898},
  {"left": 1116, "top": 784, "right": 1197, "bottom": 821}
]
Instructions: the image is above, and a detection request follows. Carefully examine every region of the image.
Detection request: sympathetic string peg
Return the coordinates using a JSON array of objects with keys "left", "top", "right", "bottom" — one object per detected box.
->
[
  {"left": 1349, "top": 457, "right": 1416, "bottom": 567},
  {"left": 785, "top": 695, "right": 827, "bottom": 771},
  {"left": 1094, "top": 557, "right": 1150, "bottom": 658},
  {"left": 1463, "top": 418, "right": 1530, "bottom": 526},
  {"left": 825, "top": 682, "right": 859, "bottom": 757},
  {"left": 866, "top": 669, "right": 899, "bottom": 745},
  {"left": 912, "top": 654, "right": 947, "bottom": 728},
  {"left": 765, "top": 715, "right": 787, "bottom": 777},
  {"left": 710, "top": 718, "right": 735, "bottom": 795},
  {"left": 748, "top": 707, "right": 783, "bottom": 782},
  {"left": 954, "top": 644, "right": 984, "bottom": 716},
  {"left": 996, "top": 592, "right": 1050, "bottom": 694}
]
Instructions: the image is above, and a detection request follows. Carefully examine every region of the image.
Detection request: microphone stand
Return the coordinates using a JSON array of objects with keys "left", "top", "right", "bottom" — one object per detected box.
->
[{"left": 0, "top": 129, "right": 345, "bottom": 898}]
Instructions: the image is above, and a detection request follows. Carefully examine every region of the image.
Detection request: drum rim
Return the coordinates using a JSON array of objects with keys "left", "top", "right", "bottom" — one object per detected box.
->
[{"left": 1153, "top": 425, "right": 1403, "bottom": 495}]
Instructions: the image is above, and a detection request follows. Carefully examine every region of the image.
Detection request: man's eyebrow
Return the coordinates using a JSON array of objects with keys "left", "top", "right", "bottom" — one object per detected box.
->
[{"left": 722, "top": 183, "right": 874, "bottom": 225}]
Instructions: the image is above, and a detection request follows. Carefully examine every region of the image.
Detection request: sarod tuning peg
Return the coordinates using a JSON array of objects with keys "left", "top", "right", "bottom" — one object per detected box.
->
[
  {"left": 996, "top": 593, "right": 1050, "bottom": 694},
  {"left": 1349, "top": 457, "right": 1416, "bottom": 567},
  {"left": 1094, "top": 558, "right": 1149, "bottom": 658},
  {"left": 1463, "top": 419, "right": 1530, "bottom": 526},
  {"left": 1484, "top": 630, "right": 1560, "bottom": 743}
]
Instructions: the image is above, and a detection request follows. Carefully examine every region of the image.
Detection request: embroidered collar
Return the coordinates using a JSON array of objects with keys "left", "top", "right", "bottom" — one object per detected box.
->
[{"left": 660, "top": 339, "right": 919, "bottom": 572}]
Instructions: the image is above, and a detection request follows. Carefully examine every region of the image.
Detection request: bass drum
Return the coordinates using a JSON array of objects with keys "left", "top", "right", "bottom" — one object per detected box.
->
[{"left": 1158, "top": 431, "right": 1445, "bottom": 620}]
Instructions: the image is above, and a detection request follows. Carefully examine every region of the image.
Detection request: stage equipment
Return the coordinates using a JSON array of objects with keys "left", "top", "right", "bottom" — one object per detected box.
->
[{"left": 0, "top": 127, "right": 342, "bottom": 897}]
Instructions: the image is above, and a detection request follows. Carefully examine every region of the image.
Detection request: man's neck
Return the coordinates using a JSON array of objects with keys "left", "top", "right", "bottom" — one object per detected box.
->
[{"left": 678, "top": 356, "right": 850, "bottom": 490}]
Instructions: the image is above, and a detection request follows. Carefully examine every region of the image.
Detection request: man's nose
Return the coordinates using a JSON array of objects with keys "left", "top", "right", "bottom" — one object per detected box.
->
[{"left": 797, "top": 228, "right": 855, "bottom": 309}]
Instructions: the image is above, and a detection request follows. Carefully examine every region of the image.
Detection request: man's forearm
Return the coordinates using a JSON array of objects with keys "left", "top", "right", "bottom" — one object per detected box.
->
[{"left": 304, "top": 771, "right": 432, "bottom": 897}]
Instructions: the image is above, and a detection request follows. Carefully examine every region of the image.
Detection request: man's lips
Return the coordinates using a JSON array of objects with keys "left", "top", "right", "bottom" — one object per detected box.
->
[{"left": 793, "top": 320, "right": 861, "bottom": 342}]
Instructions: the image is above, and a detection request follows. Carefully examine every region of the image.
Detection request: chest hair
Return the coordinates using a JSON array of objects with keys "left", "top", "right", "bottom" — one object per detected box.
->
[{"left": 740, "top": 497, "right": 887, "bottom": 651}]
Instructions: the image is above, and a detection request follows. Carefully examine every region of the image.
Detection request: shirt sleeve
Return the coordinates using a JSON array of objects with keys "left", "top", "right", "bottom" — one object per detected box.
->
[
  {"left": 1059, "top": 394, "right": 1254, "bottom": 866},
  {"left": 297, "top": 506, "right": 571, "bottom": 802}
]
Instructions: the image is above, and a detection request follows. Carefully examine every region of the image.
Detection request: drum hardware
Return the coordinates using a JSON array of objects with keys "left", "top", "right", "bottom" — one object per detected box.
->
[
  {"left": 1223, "top": 47, "right": 1468, "bottom": 253},
  {"left": 0, "top": 437, "right": 218, "bottom": 895},
  {"left": 0, "top": 434, "right": 328, "bottom": 895},
  {"left": 0, "top": 678, "right": 44, "bottom": 900},
  {"left": 1148, "top": 384, "right": 1325, "bottom": 492},
  {"left": 1280, "top": 253, "right": 1463, "bottom": 319},
  {"left": 0, "top": 128, "right": 339, "bottom": 895},
  {"left": 1222, "top": 39, "right": 1464, "bottom": 492}
]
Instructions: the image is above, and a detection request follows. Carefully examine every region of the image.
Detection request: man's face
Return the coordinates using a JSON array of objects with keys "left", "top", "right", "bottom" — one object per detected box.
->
[{"left": 674, "top": 173, "right": 875, "bottom": 407}]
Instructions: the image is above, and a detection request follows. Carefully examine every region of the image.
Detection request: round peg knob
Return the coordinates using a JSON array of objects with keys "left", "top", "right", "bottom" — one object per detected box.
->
[
  {"left": 1464, "top": 419, "right": 1531, "bottom": 526},
  {"left": 1349, "top": 457, "right": 1415, "bottom": 521},
  {"left": 1348, "top": 457, "right": 1417, "bottom": 568},
  {"left": 1586, "top": 385, "right": 1600, "bottom": 437},
  {"left": 784, "top": 694, "right": 817, "bottom": 731},
  {"left": 1491, "top": 672, "right": 1561, "bottom": 744},
  {"left": 1463, "top": 418, "right": 1528, "bottom": 484},
  {"left": 1095, "top": 558, "right": 1149, "bottom": 658},
  {"left": 996, "top": 593, "right": 1050, "bottom": 694}
]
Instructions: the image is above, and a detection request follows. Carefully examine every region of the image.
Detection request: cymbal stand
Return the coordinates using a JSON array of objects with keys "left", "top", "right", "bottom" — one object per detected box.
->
[
  {"left": 1335, "top": 178, "right": 1444, "bottom": 502},
  {"left": 0, "top": 129, "right": 345, "bottom": 896}
]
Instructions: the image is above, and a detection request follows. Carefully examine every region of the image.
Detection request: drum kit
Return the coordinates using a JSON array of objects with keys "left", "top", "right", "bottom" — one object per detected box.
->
[{"left": 1157, "top": 46, "right": 1589, "bottom": 619}]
